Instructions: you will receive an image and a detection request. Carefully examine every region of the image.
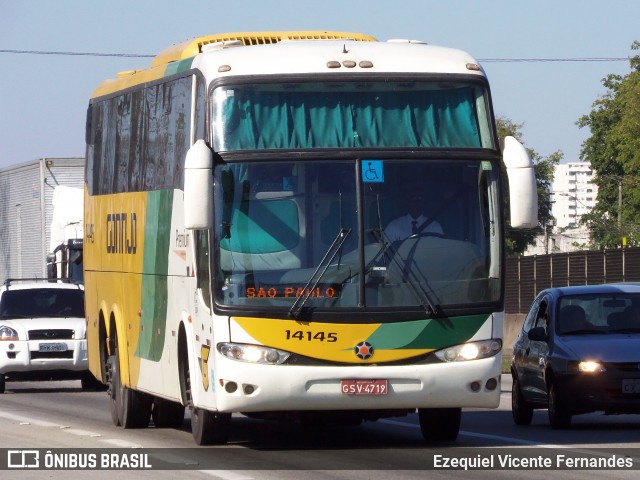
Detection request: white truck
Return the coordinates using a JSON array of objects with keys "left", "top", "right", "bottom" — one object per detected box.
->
[
  {"left": 46, "top": 185, "right": 84, "bottom": 283},
  {"left": 0, "top": 158, "right": 85, "bottom": 283}
]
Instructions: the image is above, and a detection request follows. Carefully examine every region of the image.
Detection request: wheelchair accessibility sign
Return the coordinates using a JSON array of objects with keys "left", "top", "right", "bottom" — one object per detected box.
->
[{"left": 362, "top": 160, "right": 384, "bottom": 183}]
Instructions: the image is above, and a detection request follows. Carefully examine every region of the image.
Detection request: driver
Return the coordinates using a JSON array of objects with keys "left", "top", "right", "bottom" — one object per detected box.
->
[{"left": 384, "top": 186, "right": 443, "bottom": 242}]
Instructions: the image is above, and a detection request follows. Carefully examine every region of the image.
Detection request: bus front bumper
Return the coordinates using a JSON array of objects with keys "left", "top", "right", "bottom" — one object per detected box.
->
[{"left": 206, "top": 354, "right": 502, "bottom": 413}]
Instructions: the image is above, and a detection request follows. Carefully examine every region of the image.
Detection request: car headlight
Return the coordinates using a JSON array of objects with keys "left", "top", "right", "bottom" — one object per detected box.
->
[
  {"left": 578, "top": 360, "right": 606, "bottom": 373},
  {"left": 0, "top": 325, "right": 19, "bottom": 341},
  {"left": 435, "top": 339, "right": 502, "bottom": 362},
  {"left": 217, "top": 342, "right": 291, "bottom": 365}
]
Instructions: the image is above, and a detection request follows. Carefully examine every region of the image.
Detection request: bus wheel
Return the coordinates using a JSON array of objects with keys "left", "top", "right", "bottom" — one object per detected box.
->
[
  {"left": 191, "top": 407, "right": 231, "bottom": 445},
  {"left": 418, "top": 407, "right": 461, "bottom": 443},
  {"left": 178, "top": 334, "right": 231, "bottom": 444},
  {"left": 106, "top": 353, "right": 121, "bottom": 426},
  {"left": 109, "top": 346, "right": 152, "bottom": 429},
  {"left": 152, "top": 398, "right": 185, "bottom": 429}
]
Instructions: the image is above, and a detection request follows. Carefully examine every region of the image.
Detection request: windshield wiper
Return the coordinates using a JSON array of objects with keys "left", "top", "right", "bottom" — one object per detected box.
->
[
  {"left": 366, "top": 230, "right": 439, "bottom": 316},
  {"left": 288, "top": 227, "right": 351, "bottom": 319},
  {"left": 369, "top": 194, "right": 440, "bottom": 317}
]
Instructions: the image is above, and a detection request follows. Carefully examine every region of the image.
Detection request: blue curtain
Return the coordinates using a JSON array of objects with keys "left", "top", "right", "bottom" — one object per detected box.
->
[{"left": 217, "top": 87, "right": 481, "bottom": 150}]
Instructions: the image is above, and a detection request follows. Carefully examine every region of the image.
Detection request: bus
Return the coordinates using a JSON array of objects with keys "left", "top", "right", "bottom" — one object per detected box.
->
[{"left": 84, "top": 31, "right": 538, "bottom": 444}]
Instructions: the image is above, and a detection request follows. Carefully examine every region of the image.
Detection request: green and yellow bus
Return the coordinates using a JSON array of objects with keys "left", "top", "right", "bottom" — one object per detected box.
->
[{"left": 84, "top": 31, "right": 538, "bottom": 444}]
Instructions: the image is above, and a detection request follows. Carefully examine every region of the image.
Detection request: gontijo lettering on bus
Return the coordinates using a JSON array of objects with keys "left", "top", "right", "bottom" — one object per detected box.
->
[{"left": 105, "top": 213, "right": 137, "bottom": 254}]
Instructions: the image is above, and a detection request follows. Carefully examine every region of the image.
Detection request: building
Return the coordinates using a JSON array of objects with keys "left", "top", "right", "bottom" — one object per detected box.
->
[
  {"left": 524, "top": 161, "right": 598, "bottom": 255},
  {"left": 551, "top": 162, "right": 598, "bottom": 229},
  {"left": 0, "top": 158, "right": 85, "bottom": 280}
]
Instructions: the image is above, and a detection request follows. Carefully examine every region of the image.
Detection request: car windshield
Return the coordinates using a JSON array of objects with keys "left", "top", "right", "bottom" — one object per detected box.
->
[
  {"left": 0, "top": 288, "right": 85, "bottom": 319},
  {"left": 557, "top": 293, "right": 640, "bottom": 335}
]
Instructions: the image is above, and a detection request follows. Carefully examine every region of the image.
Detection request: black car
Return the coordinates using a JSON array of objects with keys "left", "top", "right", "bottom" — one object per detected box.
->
[{"left": 511, "top": 284, "right": 640, "bottom": 429}]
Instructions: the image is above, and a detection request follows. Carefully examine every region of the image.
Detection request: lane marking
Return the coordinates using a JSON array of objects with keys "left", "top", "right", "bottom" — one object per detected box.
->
[
  {"left": 101, "top": 438, "right": 144, "bottom": 448},
  {"left": 0, "top": 410, "right": 60, "bottom": 428},
  {"left": 62, "top": 428, "right": 103, "bottom": 438},
  {"left": 198, "top": 471, "right": 256, "bottom": 480}
]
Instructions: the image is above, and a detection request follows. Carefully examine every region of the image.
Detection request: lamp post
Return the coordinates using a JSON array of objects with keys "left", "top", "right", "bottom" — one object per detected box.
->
[{"left": 596, "top": 174, "right": 628, "bottom": 248}]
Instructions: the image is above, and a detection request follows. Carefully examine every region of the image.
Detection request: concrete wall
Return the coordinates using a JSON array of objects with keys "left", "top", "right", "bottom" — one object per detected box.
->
[{"left": 503, "top": 313, "right": 526, "bottom": 356}]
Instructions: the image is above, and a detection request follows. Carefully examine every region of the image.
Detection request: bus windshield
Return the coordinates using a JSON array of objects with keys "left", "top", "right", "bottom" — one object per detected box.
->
[
  {"left": 212, "top": 80, "right": 494, "bottom": 151},
  {"left": 213, "top": 158, "right": 501, "bottom": 314}
]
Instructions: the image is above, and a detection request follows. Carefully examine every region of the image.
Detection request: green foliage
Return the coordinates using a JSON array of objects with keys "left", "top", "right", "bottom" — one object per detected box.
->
[
  {"left": 497, "top": 116, "right": 561, "bottom": 255},
  {"left": 578, "top": 41, "right": 640, "bottom": 248}
]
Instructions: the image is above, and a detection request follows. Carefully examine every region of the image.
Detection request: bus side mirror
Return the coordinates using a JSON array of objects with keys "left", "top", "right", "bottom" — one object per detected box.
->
[
  {"left": 503, "top": 136, "right": 538, "bottom": 229},
  {"left": 184, "top": 139, "right": 213, "bottom": 230}
]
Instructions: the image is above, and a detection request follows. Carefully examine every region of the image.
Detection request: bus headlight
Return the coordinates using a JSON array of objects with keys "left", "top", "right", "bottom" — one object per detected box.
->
[
  {"left": 0, "top": 325, "right": 19, "bottom": 341},
  {"left": 217, "top": 342, "right": 291, "bottom": 365},
  {"left": 435, "top": 339, "right": 502, "bottom": 362}
]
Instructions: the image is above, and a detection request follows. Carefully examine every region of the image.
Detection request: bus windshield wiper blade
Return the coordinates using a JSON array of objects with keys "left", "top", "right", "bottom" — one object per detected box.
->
[
  {"left": 370, "top": 194, "right": 439, "bottom": 316},
  {"left": 288, "top": 227, "right": 351, "bottom": 319},
  {"left": 370, "top": 231, "right": 440, "bottom": 317}
]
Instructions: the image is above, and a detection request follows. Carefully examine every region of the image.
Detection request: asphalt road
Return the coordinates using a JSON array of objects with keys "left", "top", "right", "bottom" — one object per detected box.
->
[{"left": 0, "top": 375, "right": 639, "bottom": 479}]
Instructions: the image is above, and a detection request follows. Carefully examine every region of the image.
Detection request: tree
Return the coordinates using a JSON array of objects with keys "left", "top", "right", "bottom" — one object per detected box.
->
[
  {"left": 497, "top": 116, "right": 561, "bottom": 255},
  {"left": 577, "top": 41, "right": 640, "bottom": 248}
]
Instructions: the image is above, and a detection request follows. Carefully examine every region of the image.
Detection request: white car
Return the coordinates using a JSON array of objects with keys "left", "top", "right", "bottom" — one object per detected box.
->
[{"left": 0, "top": 278, "right": 95, "bottom": 393}]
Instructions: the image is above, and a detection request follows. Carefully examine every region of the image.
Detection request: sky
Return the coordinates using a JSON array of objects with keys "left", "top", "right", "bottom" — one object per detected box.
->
[{"left": 1, "top": 0, "right": 639, "bottom": 169}]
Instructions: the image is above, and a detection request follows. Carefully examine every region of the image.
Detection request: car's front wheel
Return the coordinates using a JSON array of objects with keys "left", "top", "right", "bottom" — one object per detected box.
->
[
  {"left": 511, "top": 376, "right": 534, "bottom": 425},
  {"left": 0, "top": 373, "right": 5, "bottom": 394},
  {"left": 548, "top": 381, "right": 572, "bottom": 429}
]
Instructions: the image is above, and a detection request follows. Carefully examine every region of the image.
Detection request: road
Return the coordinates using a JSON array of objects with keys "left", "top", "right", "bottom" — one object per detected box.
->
[{"left": 0, "top": 375, "right": 639, "bottom": 479}]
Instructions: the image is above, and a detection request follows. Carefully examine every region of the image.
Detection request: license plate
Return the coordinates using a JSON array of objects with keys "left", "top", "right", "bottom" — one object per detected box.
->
[
  {"left": 38, "top": 343, "right": 67, "bottom": 352},
  {"left": 341, "top": 379, "right": 388, "bottom": 395},
  {"left": 622, "top": 379, "right": 640, "bottom": 394}
]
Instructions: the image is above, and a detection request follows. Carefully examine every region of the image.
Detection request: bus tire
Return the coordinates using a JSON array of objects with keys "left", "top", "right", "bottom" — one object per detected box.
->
[
  {"left": 109, "top": 346, "right": 152, "bottom": 429},
  {"left": 191, "top": 407, "right": 231, "bottom": 445},
  {"left": 177, "top": 330, "right": 231, "bottom": 444},
  {"left": 418, "top": 407, "right": 461, "bottom": 443},
  {"left": 107, "top": 353, "right": 121, "bottom": 426},
  {"left": 152, "top": 398, "right": 185, "bottom": 429}
]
